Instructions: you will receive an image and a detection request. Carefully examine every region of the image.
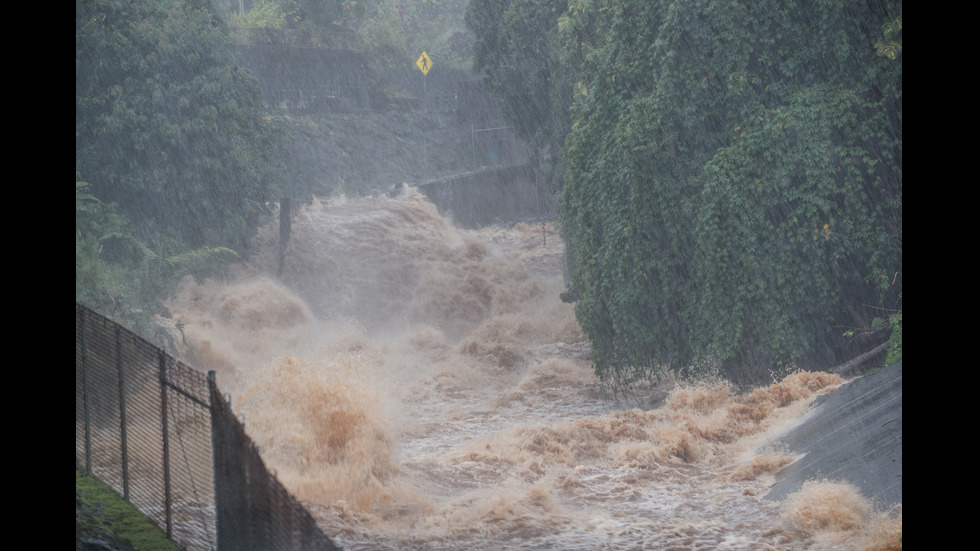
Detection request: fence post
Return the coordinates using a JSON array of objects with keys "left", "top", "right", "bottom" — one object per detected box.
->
[
  {"left": 209, "top": 370, "right": 253, "bottom": 551},
  {"left": 80, "top": 309, "right": 92, "bottom": 475},
  {"left": 159, "top": 350, "right": 173, "bottom": 540},
  {"left": 116, "top": 325, "right": 130, "bottom": 500},
  {"left": 207, "top": 370, "right": 221, "bottom": 551}
]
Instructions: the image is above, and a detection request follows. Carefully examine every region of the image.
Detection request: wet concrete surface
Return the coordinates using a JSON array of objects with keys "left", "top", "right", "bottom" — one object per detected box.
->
[{"left": 766, "top": 361, "right": 902, "bottom": 508}]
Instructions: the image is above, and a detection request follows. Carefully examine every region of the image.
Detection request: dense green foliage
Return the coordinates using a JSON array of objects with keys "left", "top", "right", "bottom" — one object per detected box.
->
[
  {"left": 77, "top": 181, "right": 240, "bottom": 332},
  {"left": 563, "top": 0, "right": 902, "bottom": 384},
  {"left": 883, "top": 313, "right": 902, "bottom": 366},
  {"left": 76, "top": 0, "right": 287, "bottom": 323},
  {"left": 466, "top": 0, "right": 567, "bottom": 144},
  {"left": 224, "top": 0, "right": 368, "bottom": 32},
  {"left": 76, "top": 0, "right": 286, "bottom": 254},
  {"left": 75, "top": 0, "right": 479, "bottom": 325},
  {"left": 362, "top": 0, "right": 474, "bottom": 71},
  {"left": 470, "top": 0, "right": 902, "bottom": 385},
  {"left": 222, "top": 0, "right": 474, "bottom": 71}
]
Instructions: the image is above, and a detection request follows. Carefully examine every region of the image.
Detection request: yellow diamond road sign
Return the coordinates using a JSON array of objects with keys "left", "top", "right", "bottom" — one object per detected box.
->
[{"left": 416, "top": 51, "right": 433, "bottom": 75}]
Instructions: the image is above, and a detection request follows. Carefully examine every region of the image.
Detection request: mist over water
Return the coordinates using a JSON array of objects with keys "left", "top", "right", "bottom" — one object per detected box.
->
[{"left": 164, "top": 191, "right": 900, "bottom": 550}]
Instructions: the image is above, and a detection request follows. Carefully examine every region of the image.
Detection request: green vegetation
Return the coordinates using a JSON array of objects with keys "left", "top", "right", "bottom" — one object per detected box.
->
[
  {"left": 360, "top": 0, "right": 474, "bottom": 71},
  {"left": 76, "top": 0, "right": 288, "bottom": 326},
  {"left": 76, "top": 0, "right": 287, "bottom": 253},
  {"left": 221, "top": 0, "right": 475, "bottom": 71},
  {"left": 229, "top": 0, "right": 292, "bottom": 30},
  {"left": 469, "top": 0, "right": 902, "bottom": 387},
  {"left": 882, "top": 313, "right": 902, "bottom": 366},
  {"left": 76, "top": 181, "right": 240, "bottom": 334},
  {"left": 77, "top": 0, "right": 902, "bottom": 388},
  {"left": 75, "top": 0, "right": 478, "bottom": 330},
  {"left": 76, "top": 468, "right": 180, "bottom": 551},
  {"left": 466, "top": 0, "right": 567, "bottom": 146}
]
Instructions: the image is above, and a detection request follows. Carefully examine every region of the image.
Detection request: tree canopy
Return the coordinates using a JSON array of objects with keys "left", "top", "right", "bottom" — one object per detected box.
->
[
  {"left": 76, "top": 0, "right": 289, "bottom": 327},
  {"left": 469, "top": 0, "right": 902, "bottom": 385},
  {"left": 466, "top": 0, "right": 567, "bottom": 144},
  {"left": 76, "top": 0, "right": 287, "bottom": 254}
]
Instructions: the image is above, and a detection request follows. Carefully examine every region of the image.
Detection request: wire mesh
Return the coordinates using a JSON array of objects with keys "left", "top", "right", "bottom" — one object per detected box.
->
[{"left": 76, "top": 303, "right": 339, "bottom": 551}]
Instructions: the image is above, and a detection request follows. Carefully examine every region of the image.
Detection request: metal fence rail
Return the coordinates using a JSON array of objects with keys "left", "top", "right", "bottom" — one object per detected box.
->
[{"left": 75, "top": 303, "right": 339, "bottom": 551}]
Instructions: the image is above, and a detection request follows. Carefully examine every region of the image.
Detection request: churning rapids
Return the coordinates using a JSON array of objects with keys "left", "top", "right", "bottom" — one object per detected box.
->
[{"left": 162, "top": 190, "right": 901, "bottom": 550}]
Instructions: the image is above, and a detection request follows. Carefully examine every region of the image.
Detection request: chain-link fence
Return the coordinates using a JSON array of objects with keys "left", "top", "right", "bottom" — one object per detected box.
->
[{"left": 76, "top": 303, "right": 339, "bottom": 551}]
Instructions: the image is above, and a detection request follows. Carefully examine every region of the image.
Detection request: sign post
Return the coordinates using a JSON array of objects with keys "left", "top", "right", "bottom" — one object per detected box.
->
[
  {"left": 416, "top": 51, "right": 432, "bottom": 103},
  {"left": 415, "top": 52, "right": 433, "bottom": 165}
]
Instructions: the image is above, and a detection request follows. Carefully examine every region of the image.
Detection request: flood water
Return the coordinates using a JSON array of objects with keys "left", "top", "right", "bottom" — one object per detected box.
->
[{"left": 164, "top": 190, "right": 901, "bottom": 550}]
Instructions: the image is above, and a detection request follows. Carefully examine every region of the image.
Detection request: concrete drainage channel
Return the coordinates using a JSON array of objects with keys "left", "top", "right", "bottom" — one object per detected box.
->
[{"left": 765, "top": 361, "right": 902, "bottom": 508}]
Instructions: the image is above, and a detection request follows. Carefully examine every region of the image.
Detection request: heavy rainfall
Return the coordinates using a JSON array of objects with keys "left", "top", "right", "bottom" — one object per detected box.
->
[{"left": 76, "top": 0, "right": 902, "bottom": 550}]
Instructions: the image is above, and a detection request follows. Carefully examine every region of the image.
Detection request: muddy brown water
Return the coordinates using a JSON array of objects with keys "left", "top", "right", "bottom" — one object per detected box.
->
[{"left": 163, "top": 191, "right": 901, "bottom": 550}]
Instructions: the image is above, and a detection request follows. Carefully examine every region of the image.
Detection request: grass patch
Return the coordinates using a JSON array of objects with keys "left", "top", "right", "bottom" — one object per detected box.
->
[{"left": 76, "top": 467, "right": 180, "bottom": 551}]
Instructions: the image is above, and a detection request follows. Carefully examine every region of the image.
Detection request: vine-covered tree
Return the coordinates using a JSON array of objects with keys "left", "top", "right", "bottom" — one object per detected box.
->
[
  {"left": 465, "top": 0, "right": 567, "bottom": 145},
  {"left": 76, "top": 0, "right": 287, "bottom": 254},
  {"left": 560, "top": 0, "right": 902, "bottom": 385}
]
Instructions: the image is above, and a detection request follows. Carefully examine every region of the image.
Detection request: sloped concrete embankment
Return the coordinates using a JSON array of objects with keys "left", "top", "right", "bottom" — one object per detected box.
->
[{"left": 766, "top": 361, "right": 902, "bottom": 508}]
